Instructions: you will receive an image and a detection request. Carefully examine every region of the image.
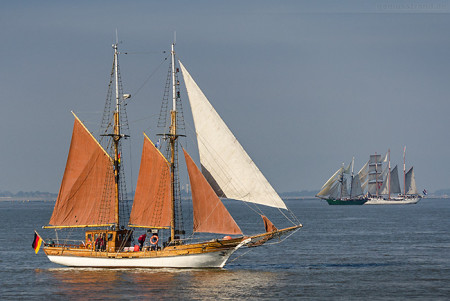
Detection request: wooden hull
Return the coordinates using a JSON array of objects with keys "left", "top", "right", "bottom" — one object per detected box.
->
[
  {"left": 44, "top": 237, "right": 248, "bottom": 268},
  {"left": 43, "top": 225, "right": 302, "bottom": 268},
  {"left": 47, "top": 249, "right": 234, "bottom": 268}
]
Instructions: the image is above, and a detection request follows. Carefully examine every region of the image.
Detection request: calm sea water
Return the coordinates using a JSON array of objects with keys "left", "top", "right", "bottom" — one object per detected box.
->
[{"left": 1, "top": 198, "right": 449, "bottom": 300}]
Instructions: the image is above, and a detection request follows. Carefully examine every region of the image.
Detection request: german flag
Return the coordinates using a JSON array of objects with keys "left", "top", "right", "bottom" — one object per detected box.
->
[{"left": 32, "top": 232, "right": 43, "bottom": 254}]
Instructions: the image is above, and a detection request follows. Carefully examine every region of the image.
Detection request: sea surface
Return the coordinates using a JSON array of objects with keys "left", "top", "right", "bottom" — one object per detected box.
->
[{"left": 1, "top": 198, "right": 449, "bottom": 300}]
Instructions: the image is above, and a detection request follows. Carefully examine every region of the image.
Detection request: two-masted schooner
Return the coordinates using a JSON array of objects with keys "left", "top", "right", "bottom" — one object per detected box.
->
[{"left": 36, "top": 39, "right": 302, "bottom": 268}]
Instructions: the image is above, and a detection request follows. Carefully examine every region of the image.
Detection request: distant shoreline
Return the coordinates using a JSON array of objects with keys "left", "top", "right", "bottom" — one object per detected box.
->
[
  {"left": 1, "top": 195, "right": 448, "bottom": 202},
  {"left": 0, "top": 197, "right": 56, "bottom": 202}
]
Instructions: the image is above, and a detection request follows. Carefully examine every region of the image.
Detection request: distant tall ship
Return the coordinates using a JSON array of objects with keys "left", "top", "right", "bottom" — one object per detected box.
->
[
  {"left": 364, "top": 147, "right": 422, "bottom": 205},
  {"left": 316, "top": 158, "right": 368, "bottom": 205},
  {"left": 317, "top": 147, "right": 422, "bottom": 205}
]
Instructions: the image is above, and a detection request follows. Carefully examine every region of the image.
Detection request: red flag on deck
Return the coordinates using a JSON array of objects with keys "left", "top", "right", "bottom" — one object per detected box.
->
[{"left": 32, "top": 232, "right": 43, "bottom": 254}]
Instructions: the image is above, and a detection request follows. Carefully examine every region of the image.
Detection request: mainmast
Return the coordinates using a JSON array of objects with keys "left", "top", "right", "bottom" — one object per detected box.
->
[
  {"left": 169, "top": 41, "right": 178, "bottom": 242},
  {"left": 112, "top": 35, "right": 121, "bottom": 228}
]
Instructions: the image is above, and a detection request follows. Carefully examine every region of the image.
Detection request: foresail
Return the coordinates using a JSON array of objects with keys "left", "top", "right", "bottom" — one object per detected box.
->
[
  {"left": 179, "top": 61, "right": 287, "bottom": 209},
  {"left": 183, "top": 149, "right": 242, "bottom": 235},
  {"left": 49, "top": 114, "right": 115, "bottom": 227},
  {"left": 129, "top": 134, "right": 172, "bottom": 228},
  {"left": 321, "top": 167, "right": 343, "bottom": 190},
  {"left": 329, "top": 182, "right": 340, "bottom": 199}
]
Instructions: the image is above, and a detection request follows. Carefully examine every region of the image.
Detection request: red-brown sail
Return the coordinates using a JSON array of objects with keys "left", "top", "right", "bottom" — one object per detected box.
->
[
  {"left": 129, "top": 134, "right": 172, "bottom": 228},
  {"left": 183, "top": 149, "right": 242, "bottom": 235},
  {"left": 49, "top": 114, "right": 115, "bottom": 227}
]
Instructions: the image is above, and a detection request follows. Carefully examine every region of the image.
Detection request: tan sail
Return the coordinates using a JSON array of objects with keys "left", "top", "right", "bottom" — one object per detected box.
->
[
  {"left": 49, "top": 114, "right": 115, "bottom": 227},
  {"left": 129, "top": 134, "right": 172, "bottom": 228},
  {"left": 183, "top": 149, "right": 242, "bottom": 235}
]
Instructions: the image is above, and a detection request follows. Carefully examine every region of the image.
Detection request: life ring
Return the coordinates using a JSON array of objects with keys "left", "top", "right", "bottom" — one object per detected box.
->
[{"left": 150, "top": 235, "right": 159, "bottom": 245}]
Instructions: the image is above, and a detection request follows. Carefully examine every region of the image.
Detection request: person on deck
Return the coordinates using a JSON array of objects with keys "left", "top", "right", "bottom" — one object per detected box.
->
[{"left": 138, "top": 234, "right": 146, "bottom": 251}]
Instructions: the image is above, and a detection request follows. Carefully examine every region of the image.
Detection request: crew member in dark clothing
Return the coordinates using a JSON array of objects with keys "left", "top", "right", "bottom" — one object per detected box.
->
[
  {"left": 138, "top": 234, "right": 147, "bottom": 250},
  {"left": 95, "top": 235, "right": 105, "bottom": 251}
]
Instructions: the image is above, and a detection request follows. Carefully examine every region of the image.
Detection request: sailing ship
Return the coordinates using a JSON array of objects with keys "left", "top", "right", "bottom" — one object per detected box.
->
[
  {"left": 364, "top": 148, "right": 422, "bottom": 205},
  {"left": 36, "top": 39, "right": 302, "bottom": 268},
  {"left": 316, "top": 158, "right": 368, "bottom": 205}
]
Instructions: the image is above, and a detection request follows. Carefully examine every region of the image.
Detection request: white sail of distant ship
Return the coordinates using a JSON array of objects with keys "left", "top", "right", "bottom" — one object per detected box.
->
[
  {"left": 405, "top": 167, "right": 418, "bottom": 195},
  {"left": 380, "top": 165, "right": 401, "bottom": 195}
]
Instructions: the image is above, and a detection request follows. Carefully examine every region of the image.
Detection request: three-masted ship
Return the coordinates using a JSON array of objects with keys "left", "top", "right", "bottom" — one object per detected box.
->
[
  {"left": 364, "top": 148, "right": 422, "bottom": 205},
  {"left": 37, "top": 40, "right": 302, "bottom": 268}
]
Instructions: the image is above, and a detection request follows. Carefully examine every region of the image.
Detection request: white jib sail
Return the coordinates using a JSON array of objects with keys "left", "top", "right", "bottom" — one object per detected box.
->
[
  {"left": 179, "top": 61, "right": 287, "bottom": 209},
  {"left": 317, "top": 167, "right": 343, "bottom": 197}
]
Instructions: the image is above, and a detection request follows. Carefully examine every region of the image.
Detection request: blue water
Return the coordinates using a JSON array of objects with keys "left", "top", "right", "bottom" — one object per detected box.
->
[{"left": 1, "top": 198, "right": 449, "bottom": 299}]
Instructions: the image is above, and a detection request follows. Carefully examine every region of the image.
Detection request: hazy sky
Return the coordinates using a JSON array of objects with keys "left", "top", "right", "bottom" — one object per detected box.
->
[{"left": 2, "top": 1, "right": 450, "bottom": 194}]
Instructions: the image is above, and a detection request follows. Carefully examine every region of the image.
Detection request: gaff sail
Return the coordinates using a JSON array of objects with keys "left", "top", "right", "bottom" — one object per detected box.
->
[
  {"left": 129, "top": 134, "right": 172, "bottom": 228},
  {"left": 49, "top": 114, "right": 116, "bottom": 227}
]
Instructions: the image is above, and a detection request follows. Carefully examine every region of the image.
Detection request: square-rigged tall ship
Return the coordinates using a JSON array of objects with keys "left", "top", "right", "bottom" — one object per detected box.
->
[{"left": 36, "top": 39, "right": 302, "bottom": 268}]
